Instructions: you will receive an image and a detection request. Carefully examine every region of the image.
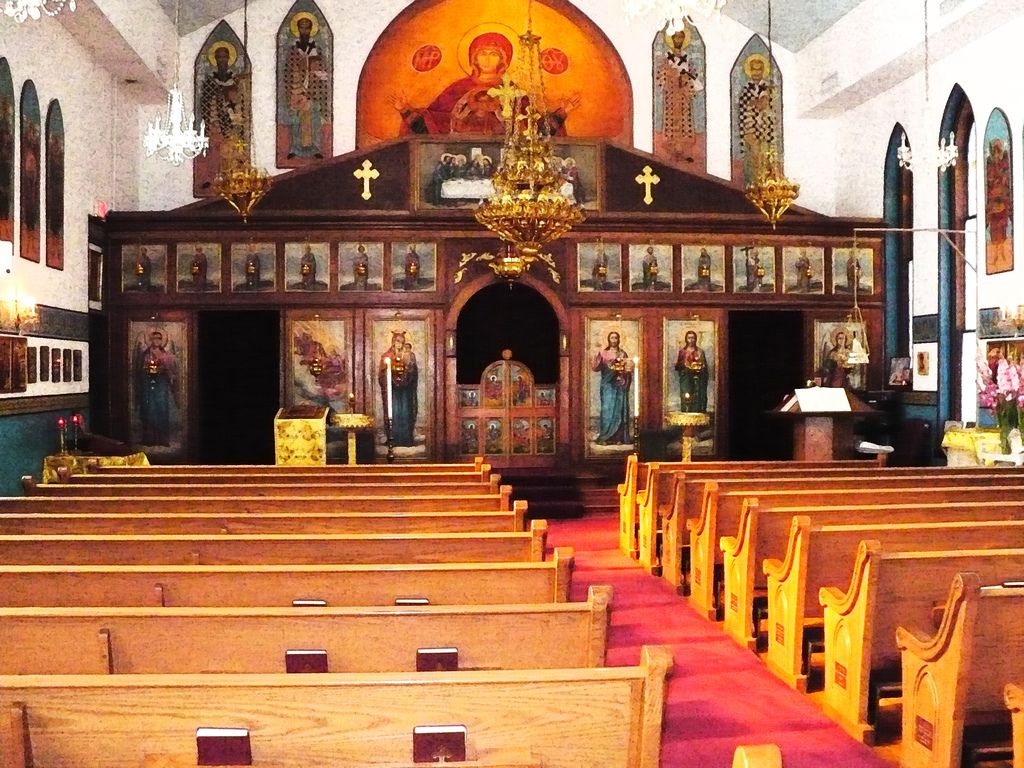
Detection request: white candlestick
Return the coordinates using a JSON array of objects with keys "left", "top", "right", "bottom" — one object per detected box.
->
[
  {"left": 632, "top": 356, "right": 640, "bottom": 418},
  {"left": 385, "top": 357, "right": 394, "bottom": 421}
]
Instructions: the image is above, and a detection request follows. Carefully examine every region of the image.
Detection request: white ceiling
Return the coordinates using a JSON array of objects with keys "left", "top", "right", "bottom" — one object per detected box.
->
[{"left": 153, "top": 0, "right": 869, "bottom": 51}]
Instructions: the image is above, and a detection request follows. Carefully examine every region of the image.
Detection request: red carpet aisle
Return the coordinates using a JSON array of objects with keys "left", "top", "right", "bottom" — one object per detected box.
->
[{"left": 547, "top": 514, "right": 892, "bottom": 768}]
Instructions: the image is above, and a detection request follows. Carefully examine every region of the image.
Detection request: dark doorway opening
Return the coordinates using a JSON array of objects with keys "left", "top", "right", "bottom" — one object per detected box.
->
[
  {"left": 88, "top": 313, "right": 110, "bottom": 436},
  {"left": 197, "top": 311, "right": 280, "bottom": 463},
  {"left": 727, "top": 310, "right": 803, "bottom": 459},
  {"left": 456, "top": 283, "right": 559, "bottom": 384}
]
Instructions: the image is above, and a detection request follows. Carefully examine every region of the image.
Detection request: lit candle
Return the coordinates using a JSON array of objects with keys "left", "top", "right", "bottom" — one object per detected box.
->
[
  {"left": 632, "top": 356, "right": 640, "bottom": 418},
  {"left": 384, "top": 357, "right": 394, "bottom": 421}
]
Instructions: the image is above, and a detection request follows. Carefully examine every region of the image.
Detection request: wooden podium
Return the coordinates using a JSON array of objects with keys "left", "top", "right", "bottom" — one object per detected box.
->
[
  {"left": 273, "top": 405, "right": 329, "bottom": 465},
  {"left": 772, "top": 388, "right": 876, "bottom": 461}
]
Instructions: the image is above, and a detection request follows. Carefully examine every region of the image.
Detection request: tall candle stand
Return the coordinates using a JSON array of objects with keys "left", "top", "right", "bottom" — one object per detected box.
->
[
  {"left": 385, "top": 417, "right": 395, "bottom": 464},
  {"left": 56, "top": 416, "right": 67, "bottom": 455}
]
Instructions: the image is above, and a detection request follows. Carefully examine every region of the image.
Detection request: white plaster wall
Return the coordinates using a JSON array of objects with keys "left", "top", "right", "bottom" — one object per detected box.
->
[
  {"left": 136, "top": 0, "right": 827, "bottom": 213},
  {"left": 830, "top": 11, "right": 1024, "bottom": 317},
  {"left": 0, "top": 13, "right": 146, "bottom": 314}
]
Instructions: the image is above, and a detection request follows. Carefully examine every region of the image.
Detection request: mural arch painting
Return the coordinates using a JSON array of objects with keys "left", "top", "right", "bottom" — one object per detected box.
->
[{"left": 356, "top": 0, "right": 633, "bottom": 148}]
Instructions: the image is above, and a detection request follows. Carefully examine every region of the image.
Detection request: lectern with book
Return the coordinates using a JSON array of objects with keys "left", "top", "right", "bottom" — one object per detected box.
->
[
  {"left": 773, "top": 388, "right": 876, "bottom": 461},
  {"left": 273, "top": 405, "right": 328, "bottom": 465}
]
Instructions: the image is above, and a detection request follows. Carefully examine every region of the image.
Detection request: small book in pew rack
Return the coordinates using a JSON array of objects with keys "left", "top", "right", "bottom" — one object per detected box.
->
[
  {"left": 395, "top": 597, "right": 431, "bottom": 606},
  {"left": 292, "top": 599, "right": 328, "bottom": 607},
  {"left": 413, "top": 725, "right": 467, "bottom": 763},
  {"left": 285, "top": 649, "right": 329, "bottom": 673},
  {"left": 196, "top": 728, "right": 251, "bottom": 766},
  {"left": 416, "top": 647, "right": 459, "bottom": 672}
]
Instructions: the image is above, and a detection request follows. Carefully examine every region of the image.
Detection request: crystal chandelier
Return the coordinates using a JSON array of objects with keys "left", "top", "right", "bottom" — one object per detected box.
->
[
  {"left": 896, "top": 1, "right": 958, "bottom": 173},
  {"left": 743, "top": 0, "right": 799, "bottom": 228},
  {"left": 143, "top": 0, "right": 208, "bottom": 166},
  {"left": 212, "top": 0, "right": 271, "bottom": 222},
  {"left": 473, "top": 0, "right": 584, "bottom": 283},
  {"left": 214, "top": 136, "right": 272, "bottom": 222},
  {"left": 2, "top": 0, "right": 74, "bottom": 22},
  {"left": 621, "top": 0, "right": 727, "bottom": 35}
]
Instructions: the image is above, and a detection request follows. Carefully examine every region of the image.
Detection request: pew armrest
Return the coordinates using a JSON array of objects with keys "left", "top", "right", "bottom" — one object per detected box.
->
[
  {"left": 818, "top": 586, "right": 847, "bottom": 611},
  {"left": 720, "top": 535, "right": 738, "bottom": 555},
  {"left": 1005, "top": 683, "right": 1024, "bottom": 712},
  {"left": 617, "top": 483, "right": 626, "bottom": 495},
  {"left": 762, "top": 557, "right": 785, "bottom": 580}
]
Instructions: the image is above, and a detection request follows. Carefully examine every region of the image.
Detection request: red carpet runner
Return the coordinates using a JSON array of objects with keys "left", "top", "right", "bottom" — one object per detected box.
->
[{"left": 547, "top": 513, "right": 892, "bottom": 768}]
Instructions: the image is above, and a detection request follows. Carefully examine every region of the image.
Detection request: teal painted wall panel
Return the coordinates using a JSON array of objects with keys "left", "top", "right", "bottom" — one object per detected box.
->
[{"left": 0, "top": 409, "right": 88, "bottom": 496}]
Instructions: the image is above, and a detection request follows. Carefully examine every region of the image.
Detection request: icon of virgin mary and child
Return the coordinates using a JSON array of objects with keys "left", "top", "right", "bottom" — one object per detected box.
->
[{"left": 389, "top": 31, "right": 579, "bottom": 136}]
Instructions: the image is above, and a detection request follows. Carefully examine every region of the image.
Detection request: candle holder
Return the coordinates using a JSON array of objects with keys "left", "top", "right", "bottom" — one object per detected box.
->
[
  {"left": 632, "top": 414, "right": 640, "bottom": 448},
  {"left": 385, "top": 416, "right": 395, "bottom": 464},
  {"left": 56, "top": 417, "right": 67, "bottom": 455},
  {"left": 70, "top": 413, "right": 82, "bottom": 453}
]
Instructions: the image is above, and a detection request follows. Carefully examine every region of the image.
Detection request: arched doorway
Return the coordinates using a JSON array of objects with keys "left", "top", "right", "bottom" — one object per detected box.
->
[{"left": 449, "top": 280, "right": 564, "bottom": 466}]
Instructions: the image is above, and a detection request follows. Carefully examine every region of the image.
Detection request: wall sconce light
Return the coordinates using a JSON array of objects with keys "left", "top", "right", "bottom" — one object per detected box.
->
[{"left": 0, "top": 286, "right": 38, "bottom": 335}]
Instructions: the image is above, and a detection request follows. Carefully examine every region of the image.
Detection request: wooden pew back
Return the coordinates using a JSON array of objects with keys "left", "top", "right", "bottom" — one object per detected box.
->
[
  {"left": 0, "top": 646, "right": 673, "bottom": 768},
  {"left": 691, "top": 479, "right": 1024, "bottom": 622},
  {"left": 84, "top": 466, "right": 492, "bottom": 482},
  {"left": 25, "top": 477, "right": 503, "bottom": 498},
  {"left": 0, "top": 548, "right": 574, "bottom": 607},
  {"left": 0, "top": 520, "right": 547, "bottom": 566},
  {"left": 0, "top": 504, "right": 527, "bottom": 535},
  {"left": 819, "top": 545, "right": 1024, "bottom": 743},
  {"left": 636, "top": 459, "right": 874, "bottom": 571},
  {"left": 720, "top": 492, "right": 1024, "bottom": 647},
  {"left": 0, "top": 493, "right": 511, "bottom": 515},
  {"left": 662, "top": 465, "right": 1014, "bottom": 588},
  {"left": 898, "top": 574, "right": 1024, "bottom": 768},
  {"left": 92, "top": 458, "right": 486, "bottom": 475},
  {"left": 763, "top": 516, "right": 1024, "bottom": 690},
  {"left": 0, "top": 585, "right": 610, "bottom": 674}
]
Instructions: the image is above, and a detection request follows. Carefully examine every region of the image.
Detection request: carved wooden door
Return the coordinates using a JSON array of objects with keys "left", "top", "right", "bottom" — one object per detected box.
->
[{"left": 456, "top": 354, "right": 557, "bottom": 465}]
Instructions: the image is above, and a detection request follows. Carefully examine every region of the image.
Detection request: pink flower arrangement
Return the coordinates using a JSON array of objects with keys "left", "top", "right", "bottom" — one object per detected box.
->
[{"left": 979, "top": 353, "right": 1024, "bottom": 451}]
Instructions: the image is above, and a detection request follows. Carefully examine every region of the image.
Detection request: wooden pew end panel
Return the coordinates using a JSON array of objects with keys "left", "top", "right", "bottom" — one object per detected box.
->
[{"left": 732, "top": 744, "right": 783, "bottom": 768}]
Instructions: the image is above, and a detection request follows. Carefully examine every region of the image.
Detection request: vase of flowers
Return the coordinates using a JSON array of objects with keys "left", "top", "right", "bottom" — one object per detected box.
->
[{"left": 978, "top": 354, "right": 1024, "bottom": 453}]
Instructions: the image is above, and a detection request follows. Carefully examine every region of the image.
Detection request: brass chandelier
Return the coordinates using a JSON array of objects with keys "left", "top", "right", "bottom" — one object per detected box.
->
[
  {"left": 214, "top": 135, "right": 272, "bottom": 222},
  {"left": 745, "top": 145, "right": 799, "bottom": 228},
  {"left": 743, "top": 0, "right": 799, "bottom": 228},
  {"left": 472, "top": 1, "right": 584, "bottom": 282},
  {"left": 213, "top": 0, "right": 271, "bottom": 223}
]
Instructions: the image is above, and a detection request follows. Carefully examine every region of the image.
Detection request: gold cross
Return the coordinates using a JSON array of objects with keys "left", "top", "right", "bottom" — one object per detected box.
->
[
  {"left": 487, "top": 75, "right": 524, "bottom": 120},
  {"left": 353, "top": 159, "right": 380, "bottom": 201},
  {"left": 635, "top": 165, "right": 660, "bottom": 206}
]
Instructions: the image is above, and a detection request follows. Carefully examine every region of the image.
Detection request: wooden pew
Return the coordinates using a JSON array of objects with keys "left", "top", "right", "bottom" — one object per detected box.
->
[
  {"left": 0, "top": 504, "right": 528, "bottom": 535},
  {"left": 635, "top": 459, "right": 878, "bottom": 570},
  {"left": 818, "top": 543, "right": 1024, "bottom": 743},
  {"left": 733, "top": 745, "right": 783, "bottom": 768},
  {"left": 24, "top": 476, "right": 503, "bottom": 498},
  {"left": 660, "top": 464, "right": 1014, "bottom": 590},
  {"left": 0, "top": 492, "right": 513, "bottom": 515},
  {"left": 0, "top": 548, "right": 575, "bottom": 607},
  {"left": 617, "top": 453, "right": 644, "bottom": 556},
  {"left": 91, "top": 457, "right": 487, "bottom": 474},
  {"left": 0, "top": 645, "right": 672, "bottom": 768},
  {"left": 1003, "top": 683, "right": 1024, "bottom": 768},
  {"left": 762, "top": 515, "right": 1024, "bottom": 690},
  {"left": 69, "top": 468, "right": 493, "bottom": 484},
  {"left": 898, "top": 573, "right": 1024, "bottom": 768},
  {"left": 691, "top": 476, "right": 1024, "bottom": 622},
  {"left": 0, "top": 585, "right": 611, "bottom": 674},
  {"left": 0, "top": 520, "right": 548, "bottom": 566}
]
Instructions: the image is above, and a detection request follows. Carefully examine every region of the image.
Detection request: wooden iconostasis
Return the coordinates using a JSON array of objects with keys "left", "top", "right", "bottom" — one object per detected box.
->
[{"left": 100, "top": 139, "right": 884, "bottom": 466}]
